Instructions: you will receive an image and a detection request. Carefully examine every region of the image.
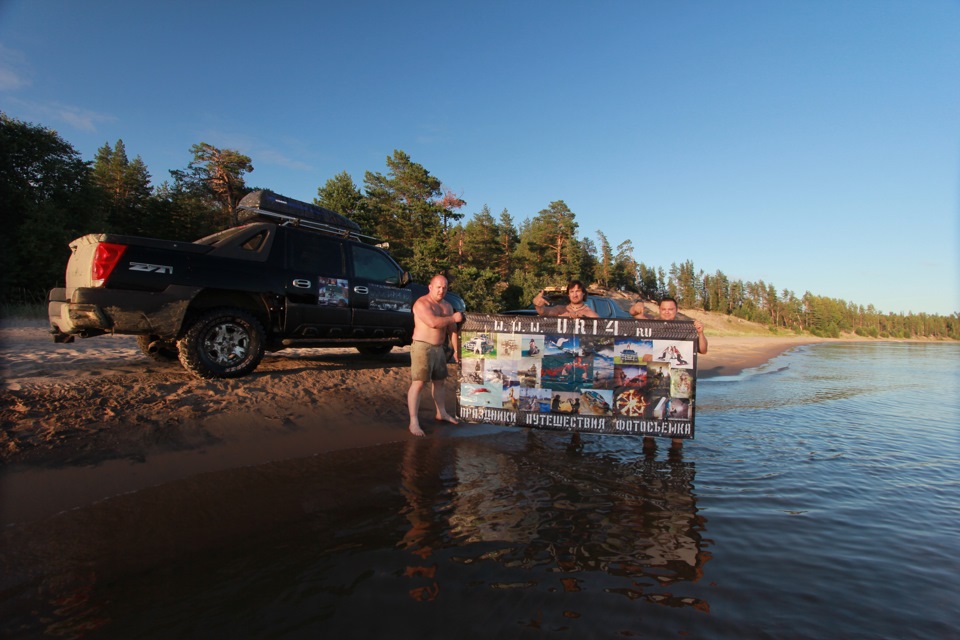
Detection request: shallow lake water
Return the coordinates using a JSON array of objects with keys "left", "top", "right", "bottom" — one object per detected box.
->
[{"left": 2, "top": 342, "right": 958, "bottom": 639}]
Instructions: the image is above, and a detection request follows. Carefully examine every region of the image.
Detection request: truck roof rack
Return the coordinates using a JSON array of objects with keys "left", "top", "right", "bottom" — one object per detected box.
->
[
  {"left": 237, "top": 190, "right": 380, "bottom": 243},
  {"left": 237, "top": 206, "right": 384, "bottom": 242}
]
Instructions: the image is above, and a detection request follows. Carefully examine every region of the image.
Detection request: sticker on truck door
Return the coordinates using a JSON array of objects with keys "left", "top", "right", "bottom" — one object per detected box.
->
[
  {"left": 318, "top": 277, "right": 349, "bottom": 306},
  {"left": 368, "top": 285, "right": 412, "bottom": 312}
]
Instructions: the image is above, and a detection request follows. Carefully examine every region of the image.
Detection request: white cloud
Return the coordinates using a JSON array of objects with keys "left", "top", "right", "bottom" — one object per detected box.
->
[
  {"left": 4, "top": 96, "right": 114, "bottom": 132},
  {"left": 198, "top": 128, "right": 315, "bottom": 173},
  {"left": 0, "top": 67, "right": 28, "bottom": 91},
  {"left": 0, "top": 45, "right": 112, "bottom": 132},
  {"left": 256, "top": 147, "right": 314, "bottom": 172},
  {"left": 0, "top": 44, "right": 31, "bottom": 91},
  {"left": 52, "top": 103, "right": 113, "bottom": 132}
]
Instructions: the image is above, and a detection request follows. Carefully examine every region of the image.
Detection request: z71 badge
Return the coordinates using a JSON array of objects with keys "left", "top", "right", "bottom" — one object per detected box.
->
[{"left": 129, "top": 262, "right": 173, "bottom": 274}]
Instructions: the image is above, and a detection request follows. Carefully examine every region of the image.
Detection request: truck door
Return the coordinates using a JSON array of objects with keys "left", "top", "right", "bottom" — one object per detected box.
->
[
  {"left": 282, "top": 231, "right": 351, "bottom": 338},
  {"left": 347, "top": 244, "right": 413, "bottom": 341}
]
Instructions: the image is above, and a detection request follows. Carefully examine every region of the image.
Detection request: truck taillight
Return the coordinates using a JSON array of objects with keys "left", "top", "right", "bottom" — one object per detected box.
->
[{"left": 91, "top": 243, "right": 127, "bottom": 286}]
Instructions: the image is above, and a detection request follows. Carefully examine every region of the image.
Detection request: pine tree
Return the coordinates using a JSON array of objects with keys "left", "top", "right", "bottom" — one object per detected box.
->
[
  {"left": 316, "top": 171, "right": 370, "bottom": 230},
  {"left": 91, "top": 139, "right": 152, "bottom": 233},
  {"left": 363, "top": 150, "right": 445, "bottom": 269},
  {"left": 460, "top": 205, "right": 500, "bottom": 271},
  {"left": 611, "top": 239, "right": 637, "bottom": 292},
  {"left": 495, "top": 209, "right": 518, "bottom": 280},
  {"left": 596, "top": 230, "right": 613, "bottom": 288},
  {"left": 185, "top": 143, "right": 253, "bottom": 226}
]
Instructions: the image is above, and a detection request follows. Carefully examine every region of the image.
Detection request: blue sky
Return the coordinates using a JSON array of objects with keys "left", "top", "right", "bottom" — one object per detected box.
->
[{"left": 2, "top": 1, "right": 958, "bottom": 315}]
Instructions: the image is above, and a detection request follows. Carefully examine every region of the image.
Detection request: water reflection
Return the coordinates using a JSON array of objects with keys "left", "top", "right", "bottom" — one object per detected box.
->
[
  {"left": 1, "top": 429, "right": 712, "bottom": 638},
  {"left": 397, "top": 431, "right": 710, "bottom": 616},
  {"left": 398, "top": 436, "right": 450, "bottom": 602},
  {"left": 3, "top": 342, "right": 958, "bottom": 638}
]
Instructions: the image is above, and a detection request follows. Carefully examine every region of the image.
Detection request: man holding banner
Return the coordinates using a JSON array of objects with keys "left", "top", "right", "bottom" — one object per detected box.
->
[
  {"left": 630, "top": 296, "right": 708, "bottom": 452},
  {"left": 533, "top": 280, "right": 600, "bottom": 319},
  {"left": 630, "top": 296, "right": 708, "bottom": 355}
]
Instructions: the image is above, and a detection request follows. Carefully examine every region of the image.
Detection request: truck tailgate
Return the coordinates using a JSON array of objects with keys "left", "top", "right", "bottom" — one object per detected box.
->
[{"left": 64, "top": 233, "right": 212, "bottom": 293}]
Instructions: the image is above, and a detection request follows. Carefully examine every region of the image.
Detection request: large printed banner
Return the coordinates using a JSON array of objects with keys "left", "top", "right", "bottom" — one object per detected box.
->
[{"left": 457, "top": 314, "right": 699, "bottom": 438}]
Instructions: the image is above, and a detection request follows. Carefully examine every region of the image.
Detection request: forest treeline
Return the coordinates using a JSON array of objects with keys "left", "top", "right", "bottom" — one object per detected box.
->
[{"left": 2, "top": 113, "right": 957, "bottom": 340}]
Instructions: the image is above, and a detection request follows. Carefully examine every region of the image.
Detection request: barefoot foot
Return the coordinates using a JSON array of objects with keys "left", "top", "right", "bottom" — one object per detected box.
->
[
  {"left": 435, "top": 413, "right": 459, "bottom": 425},
  {"left": 409, "top": 423, "right": 426, "bottom": 437}
]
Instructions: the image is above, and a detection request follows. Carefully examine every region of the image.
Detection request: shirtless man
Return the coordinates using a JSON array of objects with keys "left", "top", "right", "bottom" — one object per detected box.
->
[
  {"left": 533, "top": 280, "right": 600, "bottom": 319},
  {"left": 407, "top": 274, "right": 464, "bottom": 437}
]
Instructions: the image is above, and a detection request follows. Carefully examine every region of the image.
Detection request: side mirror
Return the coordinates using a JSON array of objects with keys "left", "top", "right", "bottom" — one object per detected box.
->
[{"left": 399, "top": 270, "right": 411, "bottom": 286}]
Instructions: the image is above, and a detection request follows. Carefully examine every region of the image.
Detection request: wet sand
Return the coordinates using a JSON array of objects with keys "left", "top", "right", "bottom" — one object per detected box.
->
[
  {"left": 696, "top": 335, "right": 823, "bottom": 378},
  {"left": 1, "top": 319, "right": 822, "bottom": 525}
]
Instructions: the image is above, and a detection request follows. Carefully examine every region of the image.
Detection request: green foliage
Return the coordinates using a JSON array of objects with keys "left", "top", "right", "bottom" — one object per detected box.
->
[
  {"left": 92, "top": 139, "right": 153, "bottom": 234},
  {"left": 0, "top": 113, "right": 102, "bottom": 297},
  {"left": 458, "top": 205, "right": 500, "bottom": 272},
  {"left": 3, "top": 115, "right": 955, "bottom": 341},
  {"left": 453, "top": 266, "right": 505, "bottom": 313},
  {"left": 521, "top": 200, "right": 580, "bottom": 280},
  {"left": 595, "top": 230, "right": 613, "bottom": 288},
  {"left": 408, "top": 235, "right": 453, "bottom": 284},
  {"left": 811, "top": 323, "right": 841, "bottom": 339},
  {"left": 315, "top": 171, "right": 372, "bottom": 231},
  {"left": 170, "top": 142, "right": 253, "bottom": 228},
  {"left": 669, "top": 260, "right": 702, "bottom": 308},
  {"left": 508, "top": 267, "right": 551, "bottom": 312},
  {"left": 495, "top": 209, "right": 519, "bottom": 280},
  {"left": 152, "top": 178, "right": 222, "bottom": 240},
  {"left": 703, "top": 270, "right": 731, "bottom": 313},
  {"left": 610, "top": 239, "right": 638, "bottom": 292},
  {"left": 636, "top": 262, "right": 661, "bottom": 300},
  {"left": 363, "top": 150, "right": 446, "bottom": 265}
]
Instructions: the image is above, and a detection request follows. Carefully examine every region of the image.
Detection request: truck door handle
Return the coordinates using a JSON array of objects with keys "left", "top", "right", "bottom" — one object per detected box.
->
[
  {"left": 292, "top": 279, "right": 312, "bottom": 288},
  {"left": 354, "top": 286, "right": 369, "bottom": 295}
]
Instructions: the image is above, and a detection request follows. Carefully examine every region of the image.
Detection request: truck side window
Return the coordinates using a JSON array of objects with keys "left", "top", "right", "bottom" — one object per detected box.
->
[
  {"left": 288, "top": 234, "right": 344, "bottom": 276},
  {"left": 241, "top": 231, "right": 267, "bottom": 251},
  {"left": 352, "top": 245, "right": 402, "bottom": 284}
]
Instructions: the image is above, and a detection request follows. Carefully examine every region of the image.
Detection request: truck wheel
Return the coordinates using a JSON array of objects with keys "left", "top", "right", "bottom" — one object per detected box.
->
[
  {"left": 356, "top": 345, "right": 393, "bottom": 357},
  {"left": 136, "top": 335, "right": 179, "bottom": 362},
  {"left": 178, "top": 308, "right": 265, "bottom": 379}
]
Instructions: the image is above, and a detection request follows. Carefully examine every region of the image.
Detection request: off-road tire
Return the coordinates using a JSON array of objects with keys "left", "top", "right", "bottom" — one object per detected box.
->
[
  {"left": 136, "top": 335, "right": 179, "bottom": 362},
  {"left": 356, "top": 344, "right": 393, "bottom": 358},
  {"left": 177, "top": 308, "right": 265, "bottom": 379}
]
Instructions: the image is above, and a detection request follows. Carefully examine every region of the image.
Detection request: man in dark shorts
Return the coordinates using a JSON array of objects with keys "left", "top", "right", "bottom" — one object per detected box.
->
[{"left": 407, "top": 275, "right": 464, "bottom": 436}]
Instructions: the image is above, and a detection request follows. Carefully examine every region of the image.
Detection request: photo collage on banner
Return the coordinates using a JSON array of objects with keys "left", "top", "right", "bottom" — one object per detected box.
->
[{"left": 457, "top": 314, "right": 698, "bottom": 439}]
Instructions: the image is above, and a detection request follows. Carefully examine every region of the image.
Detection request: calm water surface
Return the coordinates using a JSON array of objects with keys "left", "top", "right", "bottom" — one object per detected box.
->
[{"left": 2, "top": 342, "right": 958, "bottom": 639}]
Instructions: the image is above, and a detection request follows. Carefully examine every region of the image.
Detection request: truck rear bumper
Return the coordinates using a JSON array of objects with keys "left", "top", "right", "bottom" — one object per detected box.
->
[{"left": 48, "top": 287, "right": 190, "bottom": 338}]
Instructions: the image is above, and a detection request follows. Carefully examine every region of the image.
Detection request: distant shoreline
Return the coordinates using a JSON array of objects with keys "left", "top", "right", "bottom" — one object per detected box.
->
[{"left": 697, "top": 335, "right": 825, "bottom": 378}]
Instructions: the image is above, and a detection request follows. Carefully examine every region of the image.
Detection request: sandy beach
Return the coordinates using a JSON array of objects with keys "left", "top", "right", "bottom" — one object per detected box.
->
[
  {"left": 0, "top": 319, "right": 822, "bottom": 523},
  {"left": 0, "top": 321, "right": 821, "bottom": 466},
  {"left": 0, "top": 319, "right": 822, "bottom": 468}
]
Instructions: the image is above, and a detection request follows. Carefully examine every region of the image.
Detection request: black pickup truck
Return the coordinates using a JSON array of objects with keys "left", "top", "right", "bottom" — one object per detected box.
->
[{"left": 48, "top": 190, "right": 465, "bottom": 379}]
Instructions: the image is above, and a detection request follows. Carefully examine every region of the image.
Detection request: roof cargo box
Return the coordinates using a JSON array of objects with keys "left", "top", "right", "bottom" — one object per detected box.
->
[{"left": 238, "top": 190, "right": 361, "bottom": 232}]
